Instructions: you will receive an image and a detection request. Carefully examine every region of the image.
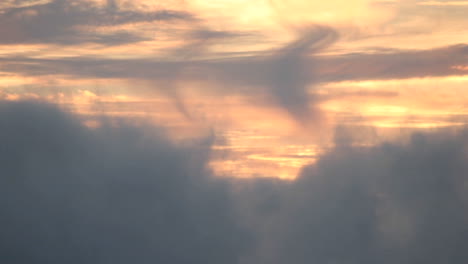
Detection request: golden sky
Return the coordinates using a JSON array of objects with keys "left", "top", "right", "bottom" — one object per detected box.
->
[{"left": 1, "top": 0, "right": 468, "bottom": 178}]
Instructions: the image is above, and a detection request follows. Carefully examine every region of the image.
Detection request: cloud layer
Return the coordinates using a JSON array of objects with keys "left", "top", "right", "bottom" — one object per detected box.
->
[
  {"left": 0, "top": 101, "right": 249, "bottom": 264},
  {"left": 0, "top": 0, "right": 193, "bottom": 45},
  {"left": 242, "top": 129, "right": 468, "bottom": 264},
  {"left": 2, "top": 101, "right": 468, "bottom": 264}
]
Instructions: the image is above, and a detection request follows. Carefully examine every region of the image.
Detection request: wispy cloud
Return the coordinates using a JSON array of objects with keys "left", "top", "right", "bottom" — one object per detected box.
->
[
  {"left": 0, "top": 0, "right": 194, "bottom": 45},
  {"left": 1, "top": 43, "right": 466, "bottom": 86},
  {"left": 265, "top": 25, "right": 338, "bottom": 124},
  {"left": 1, "top": 42, "right": 467, "bottom": 126},
  {"left": 418, "top": 0, "right": 468, "bottom": 6}
]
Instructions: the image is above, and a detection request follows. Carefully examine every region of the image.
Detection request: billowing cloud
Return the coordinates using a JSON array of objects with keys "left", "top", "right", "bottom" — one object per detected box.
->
[
  {"left": 0, "top": 101, "right": 250, "bottom": 263},
  {"left": 3, "top": 101, "right": 468, "bottom": 264},
  {"left": 238, "top": 127, "right": 468, "bottom": 264},
  {"left": 2, "top": 1, "right": 468, "bottom": 262}
]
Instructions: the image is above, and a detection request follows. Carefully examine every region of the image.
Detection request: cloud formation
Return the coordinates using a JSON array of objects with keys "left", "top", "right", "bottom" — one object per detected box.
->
[
  {"left": 1, "top": 42, "right": 466, "bottom": 127},
  {"left": 319, "top": 44, "right": 468, "bottom": 82},
  {"left": 239, "top": 128, "right": 468, "bottom": 264},
  {"left": 266, "top": 25, "right": 338, "bottom": 124},
  {"left": 2, "top": 43, "right": 466, "bottom": 84},
  {"left": 0, "top": 101, "right": 249, "bottom": 263},
  {"left": 0, "top": 0, "right": 193, "bottom": 45},
  {"left": 3, "top": 101, "right": 468, "bottom": 264}
]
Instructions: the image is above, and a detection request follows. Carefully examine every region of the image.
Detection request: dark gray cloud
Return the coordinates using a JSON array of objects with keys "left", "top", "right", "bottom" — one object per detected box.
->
[
  {"left": 0, "top": 100, "right": 250, "bottom": 264},
  {"left": 265, "top": 25, "right": 338, "bottom": 124},
  {"left": 0, "top": 0, "right": 194, "bottom": 45},
  {"left": 3, "top": 100, "right": 468, "bottom": 264},
  {"left": 237, "top": 127, "right": 468, "bottom": 264}
]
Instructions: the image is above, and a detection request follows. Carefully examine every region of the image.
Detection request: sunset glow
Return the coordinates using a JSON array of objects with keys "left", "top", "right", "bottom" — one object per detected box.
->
[
  {"left": 1, "top": 0, "right": 468, "bottom": 180},
  {"left": 4, "top": 1, "right": 468, "bottom": 263}
]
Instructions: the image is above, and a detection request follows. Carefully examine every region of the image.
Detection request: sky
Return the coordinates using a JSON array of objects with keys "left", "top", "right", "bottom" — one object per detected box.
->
[
  {"left": 2, "top": 0, "right": 468, "bottom": 178},
  {"left": 2, "top": 0, "right": 468, "bottom": 263}
]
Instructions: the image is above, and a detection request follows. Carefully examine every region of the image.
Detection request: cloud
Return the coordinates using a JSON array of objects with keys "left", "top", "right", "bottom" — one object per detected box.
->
[
  {"left": 237, "top": 127, "right": 468, "bottom": 264},
  {"left": 2, "top": 43, "right": 466, "bottom": 85},
  {"left": 1, "top": 26, "right": 339, "bottom": 125},
  {"left": 0, "top": 0, "right": 194, "bottom": 45},
  {"left": 1, "top": 43, "right": 466, "bottom": 126},
  {"left": 3, "top": 100, "right": 468, "bottom": 264},
  {"left": 0, "top": 100, "right": 250, "bottom": 264},
  {"left": 172, "top": 28, "right": 260, "bottom": 58},
  {"left": 0, "top": 25, "right": 340, "bottom": 125},
  {"left": 265, "top": 25, "right": 338, "bottom": 124},
  {"left": 318, "top": 44, "right": 468, "bottom": 82}
]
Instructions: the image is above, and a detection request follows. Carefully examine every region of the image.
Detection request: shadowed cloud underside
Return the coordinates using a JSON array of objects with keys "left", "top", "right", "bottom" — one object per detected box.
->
[{"left": 2, "top": 101, "right": 468, "bottom": 264}]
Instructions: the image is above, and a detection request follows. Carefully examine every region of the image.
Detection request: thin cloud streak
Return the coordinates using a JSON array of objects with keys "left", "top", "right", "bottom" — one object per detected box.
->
[
  {"left": 1, "top": 42, "right": 467, "bottom": 126},
  {"left": 0, "top": 0, "right": 194, "bottom": 45},
  {"left": 1, "top": 44, "right": 466, "bottom": 84}
]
